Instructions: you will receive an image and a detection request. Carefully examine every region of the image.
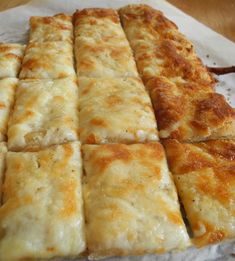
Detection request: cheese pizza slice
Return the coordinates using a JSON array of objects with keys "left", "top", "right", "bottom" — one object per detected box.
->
[
  {"left": 163, "top": 139, "right": 235, "bottom": 247},
  {"left": 19, "top": 41, "right": 75, "bottom": 79},
  {"left": 119, "top": 4, "right": 214, "bottom": 85},
  {"left": 82, "top": 143, "right": 191, "bottom": 258},
  {"left": 8, "top": 77, "right": 79, "bottom": 151},
  {"left": 75, "top": 39, "right": 138, "bottom": 77},
  {"left": 147, "top": 76, "right": 235, "bottom": 142},
  {"left": 29, "top": 13, "right": 73, "bottom": 43},
  {"left": 0, "top": 142, "right": 7, "bottom": 203},
  {"left": 0, "top": 142, "right": 86, "bottom": 259},
  {"left": 0, "top": 43, "right": 25, "bottom": 78},
  {"left": 0, "top": 78, "right": 18, "bottom": 142},
  {"left": 73, "top": 8, "right": 129, "bottom": 46},
  {"left": 79, "top": 77, "right": 158, "bottom": 144}
]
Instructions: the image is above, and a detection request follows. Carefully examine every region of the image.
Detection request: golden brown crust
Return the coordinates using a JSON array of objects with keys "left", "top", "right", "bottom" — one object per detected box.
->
[
  {"left": 74, "top": 8, "right": 138, "bottom": 77},
  {"left": 147, "top": 76, "right": 235, "bottom": 141},
  {"left": 119, "top": 4, "right": 177, "bottom": 30},
  {"left": 159, "top": 40, "right": 213, "bottom": 85},
  {"left": 78, "top": 77, "right": 158, "bottom": 144},
  {"left": 163, "top": 139, "right": 235, "bottom": 247},
  {"left": 73, "top": 8, "right": 120, "bottom": 26},
  {"left": 163, "top": 139, "right": 235, "bottom": 175},
  {"left": 30, "top": 14, "right": 72, "bottom": 29},
  {"left": 19, "top": 42, "right": 75, "bottom": 79},
  {"left": 82, "top": 143, "right": 190, "bottom": 258},
  {"left": 29, "top": 14, "right": 73, "bottom": 43},
  {"left": 75, "top": 40, "right": 138, "bottom": 77},
  {"left": 7, "top": 78, "right": 79, "bottom": 151},
  {"left": 0, "top": 43, "right": 25, "bottom": 78},
  {"left": 74, "top": 8, "right": 129, "bottom": 47},
  {"left": 0, "top": 142, "right": 86, "bottom": 259},
  {"left": 119, "top": 4, "right": 215, "bottom": 86}
]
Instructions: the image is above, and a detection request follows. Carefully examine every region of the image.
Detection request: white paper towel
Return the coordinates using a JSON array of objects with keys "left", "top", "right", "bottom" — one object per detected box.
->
[{"left": 0, "top": 0, "right": 234, "bottom": 260}]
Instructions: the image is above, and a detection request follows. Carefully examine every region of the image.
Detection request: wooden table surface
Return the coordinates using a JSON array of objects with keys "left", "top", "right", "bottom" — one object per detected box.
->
[{"left": 0, "top": 0, "right": 235, "bottom": 43}]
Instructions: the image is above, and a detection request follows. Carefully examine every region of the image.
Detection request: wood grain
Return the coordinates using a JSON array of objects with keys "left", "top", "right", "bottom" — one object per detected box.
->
[
  {"left": 167, "top": 0, "right": 235, "bottom": 42},
  {"left": 0, "top": 0, "right": 29, "bottom": 11},
  {"left": 0, "top": 0, "right": 234, "bottom": 42}
]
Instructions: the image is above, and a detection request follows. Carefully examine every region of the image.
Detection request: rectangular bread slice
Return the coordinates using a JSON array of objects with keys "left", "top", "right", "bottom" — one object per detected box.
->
[
  {"left": 0, "top": 78, "right": 18, "bottom": 142},
  {"left": 19, "top": 41, "right": 75, "bottom": 79},
  {"left": 0, "top": 142, "right": 7, "bottom": 203},
  {"left": 0, "top": 142, "right": 86, "bottom": 259},
  {"left": 7, "top": 77, "right": 79, "bottom": 151},
  {"left": 73, "top": 8, "right": 129, "bottom": 46},
  {"left": 29, "top": 14, "right": 73, "bottom": 43},
  {"left": 0, "top": 43, "right": 25, "bottom": 78},
  {"left": 163, "top": 139, "right": 235, "bottom": 247},
  {"left": 82, "top": 143, "right": 191, "bottom": 259},
  {"left": 74, "top": 8, "right": 138, "bottom": 77},
  {"left": 74, "top": 39, "right": 138, "bottom": 78},
  {"left": 79, "top": 77, "right": 158, "bottom": 144},
  {"left": 119, "top": 4, "right": 214, "bottom": 86},
  {"left": 147, "top": 76, "right": 235, "bottom": 142}
]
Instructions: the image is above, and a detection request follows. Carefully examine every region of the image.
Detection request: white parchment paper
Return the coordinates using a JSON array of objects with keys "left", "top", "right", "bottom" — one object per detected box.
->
[{"left": 0, "top": 0, "right": 234, "bottom": 260}]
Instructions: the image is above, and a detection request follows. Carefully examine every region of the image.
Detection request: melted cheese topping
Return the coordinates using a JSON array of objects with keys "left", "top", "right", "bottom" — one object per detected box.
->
[
  {"left": 74, "top": 9, "right": 128, "bottom": 46},
  {"left": 0, "top": 43, "right": 25, "bottom": 78},
  {"left": 75, "top": 38, "right": 138, "bottom": 78},
  {"left": 0, "top": 142, "right": 7, "bottom": 203},
  {"left": 164, "top": 139, "right": 235, "bottom": 247},
  {"left": 74, "top": 8, "right": 120, "bottom": 28},
  {"left": 0, "top": 78, "right": 18, "bottom": 141},
  {"left": 147, "top": 76, "right": 235, "bottom": 142},
  {"left": 82, "top": 143, "right": 190, "bottom": 258},
  {"left": 119, "top": 4, "right": 214, "bottom": 85},
  {"left": 79, "top": 77, "right": 158, "bottom": 144},
  {"left": 29, "top": 13, "right": 73, "bottom": 43},
  {"left": 0, "top": 142, "right": 86, "bottom": 259},
  {"left": 74, "top": 8, "right": 138, "bottom": 77},
  {"left": 19, "top": 42, "right": 75, "bottom": 79},
  {"left": 7, "top": 78, "right": 79, "bottom": 151}
]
